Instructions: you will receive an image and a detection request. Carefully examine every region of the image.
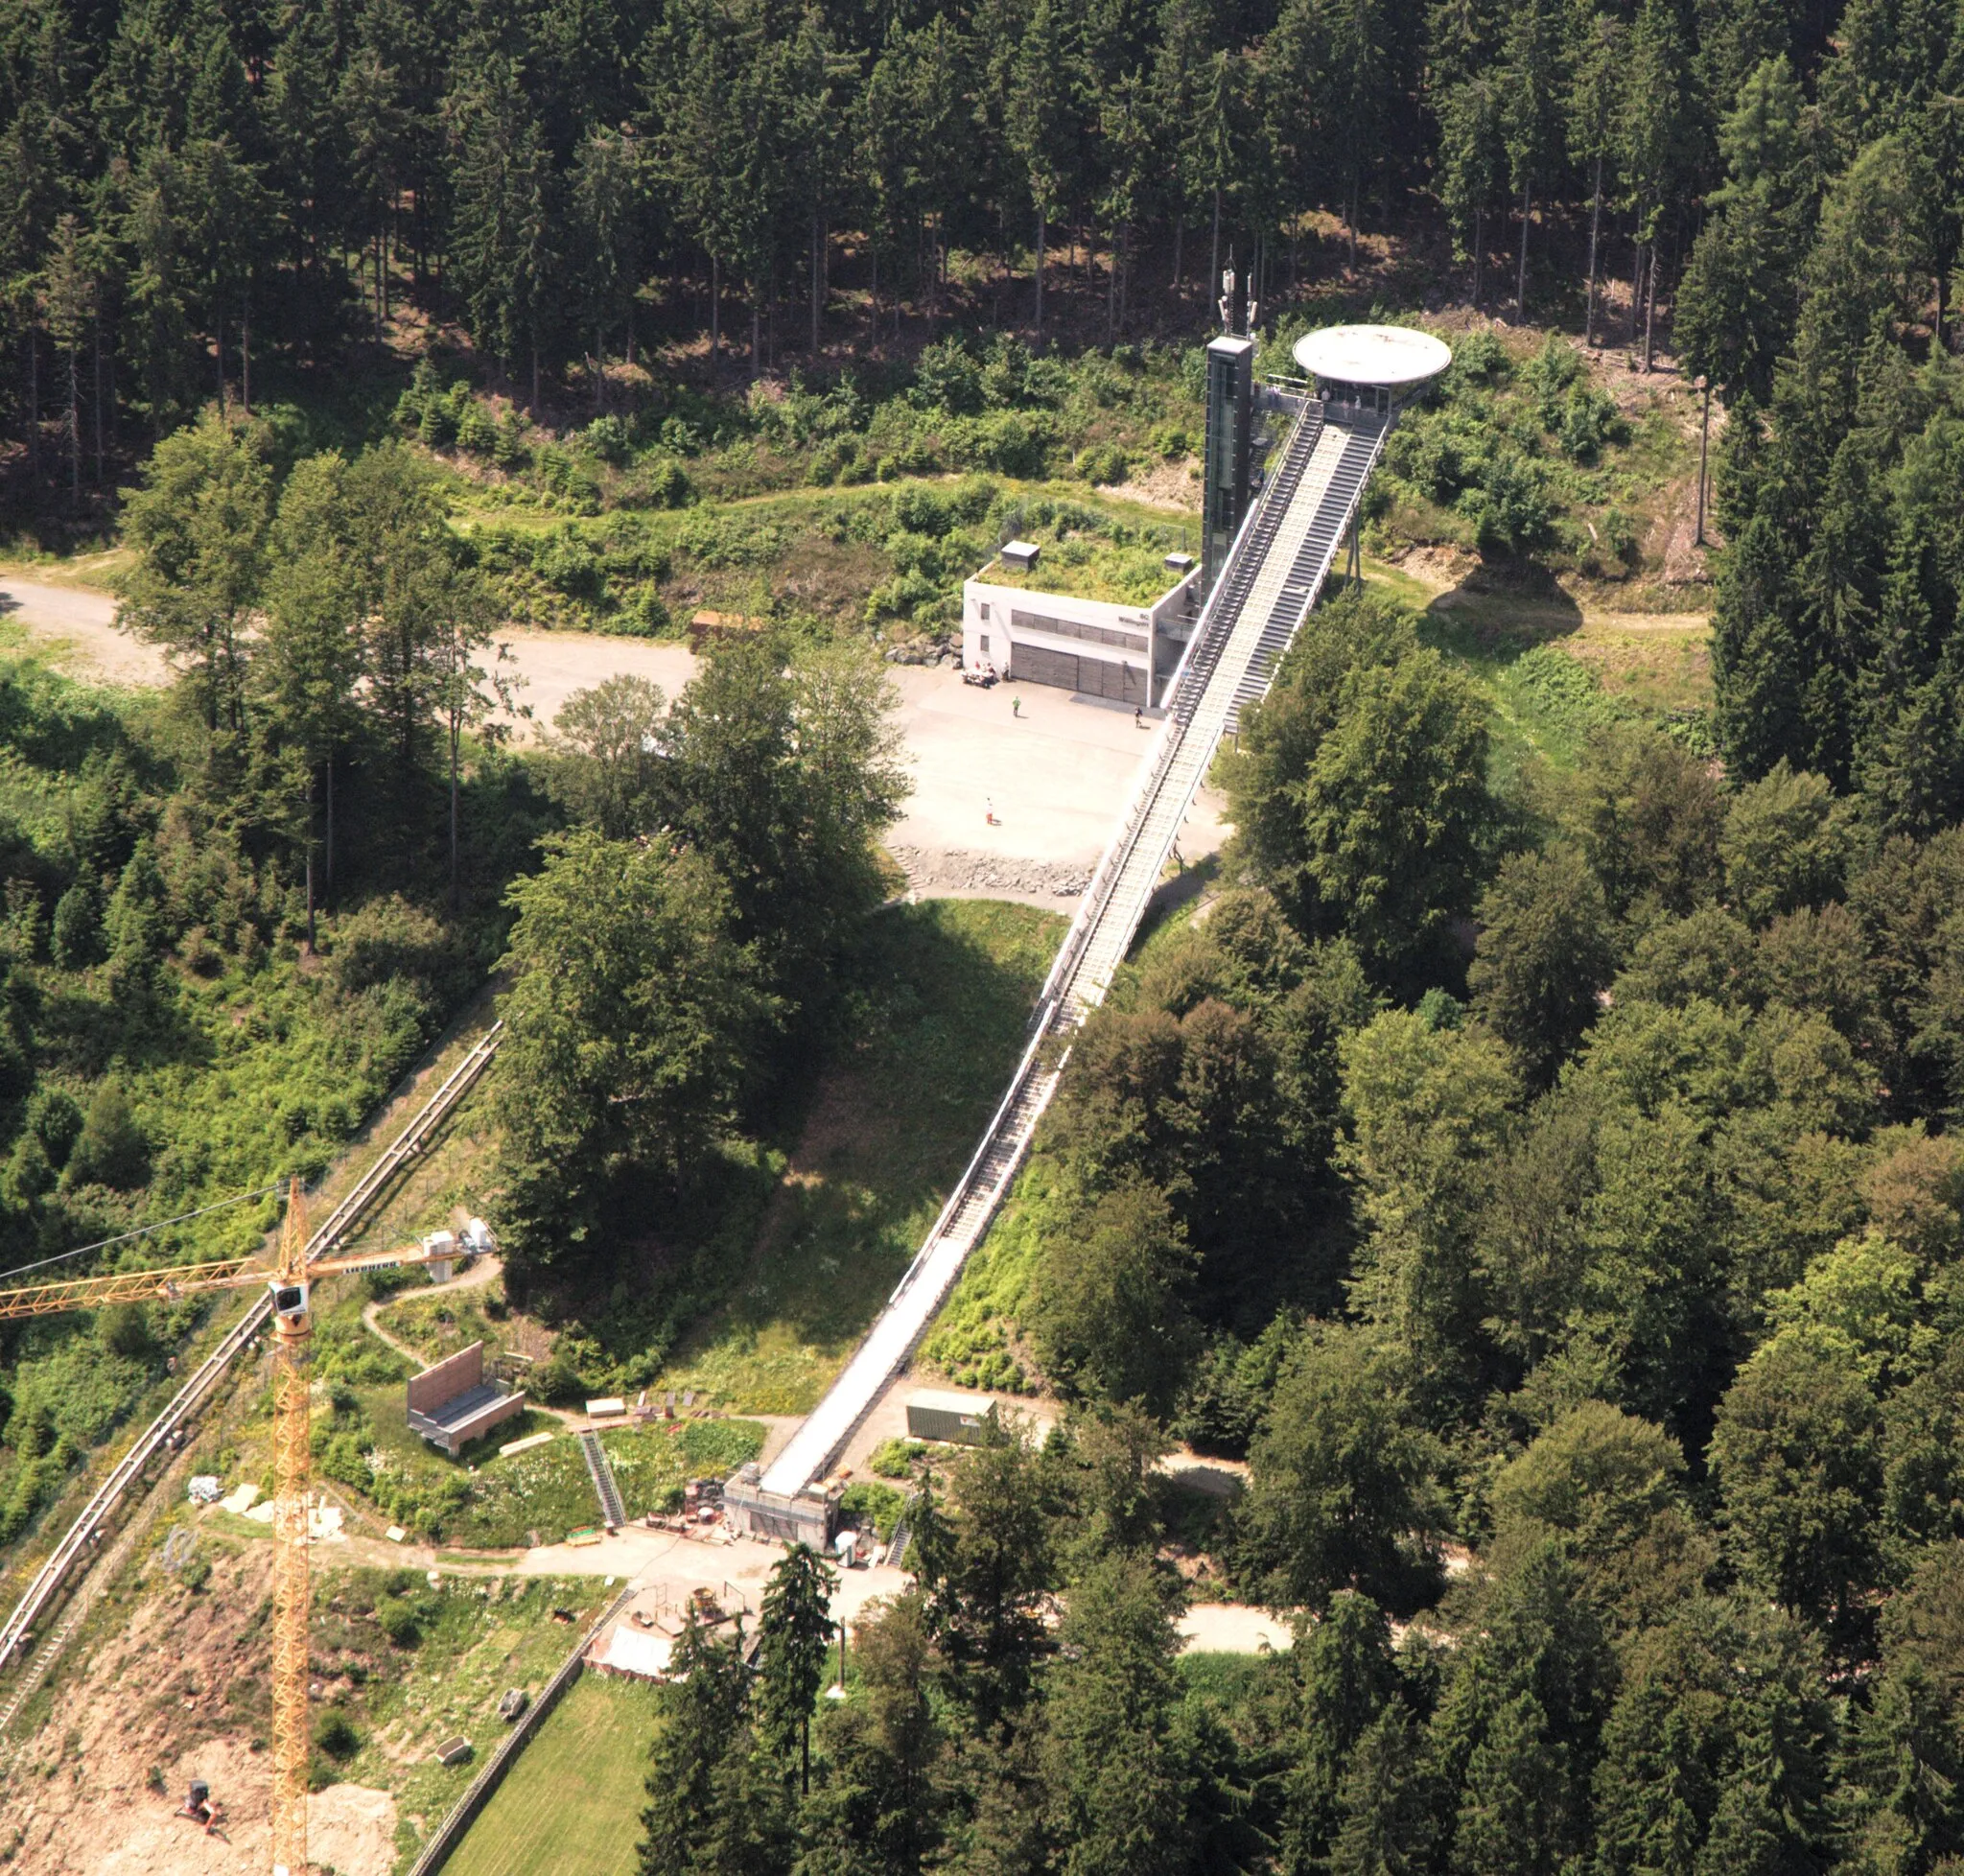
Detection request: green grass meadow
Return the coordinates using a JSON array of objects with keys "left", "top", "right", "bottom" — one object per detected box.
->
[
  {"left": 651, "top": 896, "right": 1064, "bottom": 1412},
  {"left": 445, "top": 1672, "right": 664, "bottom": 1876}
]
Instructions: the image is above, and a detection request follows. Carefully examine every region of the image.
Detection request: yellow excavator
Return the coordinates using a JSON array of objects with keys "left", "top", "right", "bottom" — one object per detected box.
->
[{"left": 0, "top": 1179, "right": 458, "bottom": 1876}]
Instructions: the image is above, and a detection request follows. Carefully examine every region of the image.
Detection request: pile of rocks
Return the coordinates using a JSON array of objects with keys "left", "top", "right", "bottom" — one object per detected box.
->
[
  {"left": 890, "top": 845, "right": 1088, "bottom": 899},
  {"left": 881, "top": 634, "right": 956, "bottom": 666}
]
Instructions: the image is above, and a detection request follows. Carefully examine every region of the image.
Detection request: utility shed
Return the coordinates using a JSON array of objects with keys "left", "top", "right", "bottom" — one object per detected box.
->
[
  {"left": 407, "top": 1341, "right": 526, "bottom": 1457},
  {"left": 905, "top": 1389, "right": 999, "bottom": 1444}
]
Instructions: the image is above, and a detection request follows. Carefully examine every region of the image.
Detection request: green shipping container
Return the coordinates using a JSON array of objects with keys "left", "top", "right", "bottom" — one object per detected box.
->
[{"left": 904, "top": 1389, "right": 999, "bottom": 1444}]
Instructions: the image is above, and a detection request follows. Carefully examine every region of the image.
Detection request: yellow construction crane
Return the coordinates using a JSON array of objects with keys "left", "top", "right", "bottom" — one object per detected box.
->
[{"left": 0, "top": 1178, "right": 457, "bottom": 1876}]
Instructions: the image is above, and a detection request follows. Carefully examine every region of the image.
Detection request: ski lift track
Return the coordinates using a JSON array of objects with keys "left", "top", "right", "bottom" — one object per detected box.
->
[{"left": 0, "top": 1020, "right": 507, "bottom": 1719}]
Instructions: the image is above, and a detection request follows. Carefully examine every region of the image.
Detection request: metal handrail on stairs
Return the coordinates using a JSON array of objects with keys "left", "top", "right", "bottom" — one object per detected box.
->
[{"left": 757, "top": 403, "right": 1429, "bottom": 1501}]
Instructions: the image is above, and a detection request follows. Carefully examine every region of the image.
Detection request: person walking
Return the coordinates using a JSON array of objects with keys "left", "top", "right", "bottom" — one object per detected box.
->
[
  {"left": 1134, "top": 706, "right": 1143, "bottom": 729},
  {"left": 1012, "top": 695, "right": 1021, "bottom": 718}
]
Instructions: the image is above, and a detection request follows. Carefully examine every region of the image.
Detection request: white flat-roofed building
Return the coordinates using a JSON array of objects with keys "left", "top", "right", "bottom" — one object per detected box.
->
[{"left": 961, "top": 559, "right": 1202, "bottom": 710}]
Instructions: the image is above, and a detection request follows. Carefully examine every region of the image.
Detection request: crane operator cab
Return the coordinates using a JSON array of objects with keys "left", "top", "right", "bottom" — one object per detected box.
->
[{"left": 269, "top": 1280, "right": 309, "bottom": 1323}]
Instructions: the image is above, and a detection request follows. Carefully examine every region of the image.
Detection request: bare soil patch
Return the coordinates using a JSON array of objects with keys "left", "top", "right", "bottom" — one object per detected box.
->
[
  {"left": 1114, "top": 457, "right": 1202, "bottom": 513},
  {"left": 0, "top": 1545, "right": 396, "bottom": 1875}
]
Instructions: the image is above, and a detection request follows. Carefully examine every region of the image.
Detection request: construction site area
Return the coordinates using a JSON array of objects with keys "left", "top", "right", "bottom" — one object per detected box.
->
[{"left": 1, "top": 324, "right": 1431, "bottom": 1874}]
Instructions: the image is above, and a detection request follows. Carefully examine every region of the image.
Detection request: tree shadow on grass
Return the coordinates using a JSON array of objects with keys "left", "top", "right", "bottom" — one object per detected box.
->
[
  {"left": 648, "top": 898, "right": 1066, "bottom": 1408},
  {"left": 1415, "top": 566, "right": 1584, "bottom": 668}
]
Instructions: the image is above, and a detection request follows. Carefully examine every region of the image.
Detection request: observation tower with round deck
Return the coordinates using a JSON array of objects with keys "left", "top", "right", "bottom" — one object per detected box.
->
[
  {"left": 1292, "top": 322, "right": 1455, "bottom": 418},
  {"left": 731, "top": 320, "right": 1453, "bottom": 1535}
]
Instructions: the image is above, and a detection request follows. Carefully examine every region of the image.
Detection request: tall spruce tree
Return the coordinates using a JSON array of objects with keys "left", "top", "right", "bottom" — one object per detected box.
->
[{"left": 757, "top": 1542, "right": 837, "bottom": 1796}]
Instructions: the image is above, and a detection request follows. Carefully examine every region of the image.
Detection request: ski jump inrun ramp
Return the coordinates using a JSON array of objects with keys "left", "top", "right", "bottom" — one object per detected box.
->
[{"left": 760, "top": 393, "right": 1391, "bottom": 1498}]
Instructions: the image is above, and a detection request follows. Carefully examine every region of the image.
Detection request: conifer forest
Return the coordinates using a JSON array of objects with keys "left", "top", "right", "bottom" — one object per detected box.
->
[{"left": 3, "top": 0, "right": 1964, "bottom": 1872}]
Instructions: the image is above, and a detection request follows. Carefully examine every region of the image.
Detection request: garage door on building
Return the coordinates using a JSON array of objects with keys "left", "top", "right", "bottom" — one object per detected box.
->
[
  {"left": 1010, "top": 643, "right": 1147, "bottom": 704},
  {"left": 1078, "top": 655, "right": 1148, "bottom": 704},
  {"left": 1011, "top": 643, "right": 1080, "bottom": 691}
]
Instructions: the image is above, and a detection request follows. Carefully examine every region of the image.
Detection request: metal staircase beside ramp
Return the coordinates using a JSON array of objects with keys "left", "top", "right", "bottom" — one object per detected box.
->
[
  {"left": 1227, "top": 417, "right": 1388, "bottom": 735},
  {"left": 756, "top": 400, "right": 1391, "bottom": 1502},
  {"left": 578, "top": 1430, "right": 627, "bottom": 1529}
]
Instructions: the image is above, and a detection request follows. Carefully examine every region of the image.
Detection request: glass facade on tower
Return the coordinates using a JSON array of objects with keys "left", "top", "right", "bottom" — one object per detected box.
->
[{"left": 1203, "top": 335, "right": 1255, "bottom": 598}]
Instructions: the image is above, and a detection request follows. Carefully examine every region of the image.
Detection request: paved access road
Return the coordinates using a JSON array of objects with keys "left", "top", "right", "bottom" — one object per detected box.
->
[{"left": 0, "top": 574, "right": 1226, "bottom": 903}]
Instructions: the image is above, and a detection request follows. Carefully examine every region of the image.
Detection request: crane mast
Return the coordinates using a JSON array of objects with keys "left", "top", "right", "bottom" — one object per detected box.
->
[
  {"left": 0, "top": 1177, "right": 466, "bottom": 1874},
  {"left": 269, "top": 1182, "right": 312, "bottom": 1876}
]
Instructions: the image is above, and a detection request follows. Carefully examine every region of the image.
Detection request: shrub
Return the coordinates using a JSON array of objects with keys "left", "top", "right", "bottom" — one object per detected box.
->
[
  {"left": 1448, "top": 329, "right": 1512, "bottom": 387},
  {"left": 969, "top": 411, "right": 1046, "bottom": 477},
  {"left": 50, "top": 879, "right": 102, "bottom": 968},
  {"left": 864, "top": 568, "right": 944, "bottom": 624},
  {"left": 882, "top": 528, "right": 947, "bottom": 581},
  {"left": 1460, "top": 450, "right": 1555, "bottom": 555},
  {"left": 536, "top": 448, "right": 602, "bottom": 513},
  {"left": 869, "top": 1438, "right": 926, "bottom": 1479},
  {"left": 839, "top": 1480, "right": 905, "bottom": 1542},
  {"left": 949, "top": 474, "right": 1000, "bottom": 523},
  {"left": 977, "top": 336, "right": 1032, "bottom": 407},
  {"left": 362, "top": 1266, "right": 420, "bottom": 1303},
  {"left": 376, "top": 1597, "right": 422, "bottom": 1647},
  {"left": 24, "top": 1086, "right": 81, "bottom": 1169},
  {"left": 596, "top": 524, "right": 672, "bottom": 584},
  {"left": 808, "top": 437, "right": 858, "bottom": 484},
  {"left": 1526, "top": 331, "right": 1581, "bottom": 422},
  {"left": 1602, "top": 505, "right": 1640, "bottom": 566},
  {"left": 673, "top": 511, "right": 784, "bottom": 569},
  {"left": 494, "top": 410, "right": 531, "bottom": 470},
  {"left": 1021, "top": 352, "right": 1071, "bottom": 406},
  {"left": 62, "top": 1081, "right": 147, "bottom": 1189},
  {"left": 1075, "top": 442, "right": 1131, "bottom": 485},
  {"left": 636, "top": 456, "right": 691, "bottom": 507},
  {"left": 1558, "top": 387, "right": 1623, "bottom": 461},
  {"left": 1386, "top": 408, "right": 1491, "bottom": 504},
  {"left": 536, "top": 529, "right": 604, "bottom": 601},
  {"left": 456, "top": 404, "right": 498, "bottom": 456},
  {"left": 583, "top": 414, "right": 633, "bottom": 463},
  {"left": 419, "top": 396, "right": 459, "bottom": 449},
  {"left": 914, "top": 336, "right": 984, "bottom": 414},
  {"left": 100, "top": 1303, "right": 152, "bottom": 1359},
  {"left": 892, "top": 483, "right": 955, "bottom": 537},
  {"left": 658, "top": 414, "right": 703, "bottom": 455},
  {"left": 601, "top": 590, "right": 670, "bottom": 637},
  {"left": 320, "top": 897, "right": 458, "bottom": 1082},
  {"left": 314, "top": 1709, "right": 361, "bottom": 1760},
  {"left": 396, "top": 359, "right": 441, "bottom": 433},
  {"left": 532, "top": 1351, "right": 585, "bottom": 1405}
]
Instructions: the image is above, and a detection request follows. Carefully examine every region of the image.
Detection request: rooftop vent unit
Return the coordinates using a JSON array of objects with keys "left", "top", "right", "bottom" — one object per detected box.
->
[
  {"left": 999, "top": 539, "right": 1040, "bottom": 573},
  {"left": 1163, "top": 551, "right": 1196, "bottom": 575}
]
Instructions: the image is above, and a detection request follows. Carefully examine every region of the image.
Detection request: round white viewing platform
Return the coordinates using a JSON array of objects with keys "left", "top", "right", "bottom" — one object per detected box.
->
[{"left": 1292, "top": 324, "right": 1452, "bottom": 387}]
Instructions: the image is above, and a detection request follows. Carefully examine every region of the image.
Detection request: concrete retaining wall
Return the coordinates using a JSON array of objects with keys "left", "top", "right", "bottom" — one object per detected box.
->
[
  {"left": 403, "top": 1584, "right": 633, "bottom": 1876},
  {"left": 407, "top": 1343, "right": 484, "bottom": 1416}
]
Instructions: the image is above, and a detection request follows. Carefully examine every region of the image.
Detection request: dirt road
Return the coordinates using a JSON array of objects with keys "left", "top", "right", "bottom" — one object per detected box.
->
[
  {"left": 0, "top": 573, "right": 1227, "bottom": 905},
  {"left": 0, "top": 573, "right": 167, "bottom": 686}
]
